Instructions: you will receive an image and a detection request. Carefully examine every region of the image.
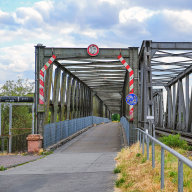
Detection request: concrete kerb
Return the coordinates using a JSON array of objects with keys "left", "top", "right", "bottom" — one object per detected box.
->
[{"left": 45, "top": 123, "right": 106, "bottom": 151}]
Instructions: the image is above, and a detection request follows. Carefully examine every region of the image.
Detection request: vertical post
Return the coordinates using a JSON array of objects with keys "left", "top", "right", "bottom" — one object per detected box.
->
[
  {"left": 185, "top": 75, "right": 189, "bottom": 131},
  {"left": 178, "top": 160, "right": 183, "bottom": 192},
  {"left": 137, "top": 129, "right": 139, "bottom": 142},
  {"left": 0, "top": 103, "right": 1, "bottom": 135},
  {"left": 152, "top": 140, "right": 155, "bottom": 168},
  {"left": 142, "top": 133, "right": 144, "bottom": 155},
  {"left": 32, "top": 104, "right": 34, "bottom": 134},
  {"left": 172, "top": 84, "right": 176, "bottom": 129},
  {"left": 161, "top": 147, "right": 164, "bottom": 189},
  {"left": 51, "top": 67, "right": 61, "bottom": 123},
  {"left": 139, "top": 131, "right": 141, "bottom": 148},
  {"left": 66, "top": 76, "right": 72, "bottom": 120},
  {"left": 147, "top": 135, "right": 149, "bottom": 160},
  {"left": 35, "top": 44, "right": 45, "bottom": 135},
  {"left": 9, "top": 104, "right": 12, "bottom": 153},
  {"left": 60, "top": 72, "right": 67, "bottom": 121}
]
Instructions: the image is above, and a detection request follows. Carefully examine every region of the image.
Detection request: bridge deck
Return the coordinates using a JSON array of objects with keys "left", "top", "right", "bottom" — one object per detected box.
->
[{"left": 0, "top": 122, "right": 121, "bottom": 192}]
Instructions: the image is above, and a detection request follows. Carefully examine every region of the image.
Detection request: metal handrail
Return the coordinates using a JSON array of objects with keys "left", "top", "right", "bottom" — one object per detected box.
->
[{"left": 135, "top": 127, "right": 192, "bottom": 192}]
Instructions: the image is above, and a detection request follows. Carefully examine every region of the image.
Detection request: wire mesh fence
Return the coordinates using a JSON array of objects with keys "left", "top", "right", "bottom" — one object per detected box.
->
[
  {"left": 120, "top": 116, "right": 137, "bottom": 146},
  {"left": 44, "top": 116, "right": 110, "bottom": 148}
]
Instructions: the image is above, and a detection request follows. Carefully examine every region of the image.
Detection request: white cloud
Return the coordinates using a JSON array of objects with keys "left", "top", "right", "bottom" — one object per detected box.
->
[
  {"left": 0, "top": 44, "right": 34, "bottom": 73},
  {"left": 163, "top": 9, "right": 192, "bottom": 33},
  {"left": 99, "top": 0, "right": 119, "bottom": 5},
  {"left": 13, "top": 7, "right": 43, "bottom": 25},
  {"left": 119, "top": 7, "right": 157, "bottom": 23}
]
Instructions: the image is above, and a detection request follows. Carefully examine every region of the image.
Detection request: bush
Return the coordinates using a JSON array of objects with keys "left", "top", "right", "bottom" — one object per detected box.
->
[
  {"left": 112, "top": 114, "right": 120, "bottom": 121},
  {"left": 159, "top": 134, "right": 190, "bottom": 150}
]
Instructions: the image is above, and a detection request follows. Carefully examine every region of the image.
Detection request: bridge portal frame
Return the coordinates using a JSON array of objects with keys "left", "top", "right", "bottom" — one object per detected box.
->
[{"left": 35, "top": 45, "right": 139, "bottom": 136}]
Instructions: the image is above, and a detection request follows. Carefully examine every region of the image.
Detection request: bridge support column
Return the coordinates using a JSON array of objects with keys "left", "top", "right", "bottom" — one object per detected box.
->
[
  {"left": 139, "top": 41, "right": 153, "bottom": 130},
  {"left": 60, "top": 72, "right": 67, "bottom": 121},
  {"left": 66, "top": 76, "right": 72, "bottom": 120},
  {"left": 129, "top": 47, "right": 139, "bottom": 126},
  {"left": 51, "top": 67, "right": 61, "bottom": 123},
  {"left": 71, "top": 79, "right": 77, "bottom": 119}
]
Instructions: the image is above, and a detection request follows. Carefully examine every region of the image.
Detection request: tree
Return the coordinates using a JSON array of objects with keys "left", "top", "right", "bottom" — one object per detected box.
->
[
  {"left": 0, "top": 78, "right": 34, "bottom": 135},
  {"left": 112, "top": 114, "right": 120, "bottom": 122},
  {"left": 0, "top": 78, "right": 34, "bottom": 96}
]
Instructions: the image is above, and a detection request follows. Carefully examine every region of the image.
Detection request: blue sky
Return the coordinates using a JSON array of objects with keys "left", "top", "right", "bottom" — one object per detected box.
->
[{"left": 0, "top": 0, "right": 192, "bottom": 85}]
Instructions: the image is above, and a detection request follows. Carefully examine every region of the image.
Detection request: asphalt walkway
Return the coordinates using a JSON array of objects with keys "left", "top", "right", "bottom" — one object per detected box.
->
[{"left": 0, "top": 122, "right": 121, "bottom": 192}]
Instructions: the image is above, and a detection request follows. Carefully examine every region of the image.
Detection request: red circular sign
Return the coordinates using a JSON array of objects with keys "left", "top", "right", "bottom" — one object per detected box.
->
[{"left": 87, "top": 44, "right": 99, "bottom": 56}]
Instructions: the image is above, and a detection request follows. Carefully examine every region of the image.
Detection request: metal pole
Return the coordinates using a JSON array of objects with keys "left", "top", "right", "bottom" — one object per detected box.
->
[
  {"left": 142, "top": 133, "right": 144, "bottom": 155},
  {"left": 137, "top": 129, "right": 139, "bottom": 142},
  {"left": 127, "top": 122, "right": 129, "bottom": 146},
  {"left": 152, "top": 140, "right": 155, "bottom": 168},
  {"left": 161, "top": 147, "right": 164, "bottom": 189},
  {"left": 0, "top": 103, "right": 1, "bottom": 136},
  {"left": 178, "top": 160, "right": 183, "bottom": 192},
  {"left": 139, "top": 131, "right": 141, "bottom": 148},
  {"left": 32, "top": 103, "right": 34, "bottom": 134},
  {"left": 35, "top": 46, "right": 38, "bottom": 134},
  {"left": 147, "top": 136, "right": 149, "bottom": 160},
  {"left": 9, "top": 104, "right": 12, "bottom": 153}
]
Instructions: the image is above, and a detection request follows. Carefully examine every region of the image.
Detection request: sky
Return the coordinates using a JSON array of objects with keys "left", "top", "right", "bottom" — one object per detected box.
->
[{"left": 0, "top": 0, "right": 192, "bottom": 85}]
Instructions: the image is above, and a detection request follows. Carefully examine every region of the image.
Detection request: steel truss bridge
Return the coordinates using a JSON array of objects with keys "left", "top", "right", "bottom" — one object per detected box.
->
[{"left": 35, "top": 41, "right": 192, "bottom": 147}]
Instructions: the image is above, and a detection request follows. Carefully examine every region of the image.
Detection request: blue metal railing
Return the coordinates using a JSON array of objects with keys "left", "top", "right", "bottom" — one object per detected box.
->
[
  {"left": 120, "top": 116, "right": 137, "bottom": 146},
  {"left": 44, "top": 116, "right": 110, "bottom": 148},
  {"left": 120, "top": 116, "right": 192, "bottom": 192}
]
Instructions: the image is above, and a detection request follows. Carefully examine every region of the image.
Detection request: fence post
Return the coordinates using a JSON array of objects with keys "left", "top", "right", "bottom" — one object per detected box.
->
[
  {"left": 9, "top": 104, "right": 12, "bottom": 153},
  {"left": 32, "top": 104, "right": 34, "bottom": 134},
  {"left": 127, "top": 122, "right": 129, "bottom": 146},
  {"left": 152, "top": 140, "right": 155, "bottom": 168},
  {"left": 178, "top": 160, "right": 183, "bottom": 192},
  {"left": 142, "top": 133, "right": 144, "bottom": 154},
  {"left": 147, "top": 135, "right": 149, "bottom": 160},
  {"left": 161, "top": 147, "right": 164, "bottom": 189},
  {"left": 139, "top": 131, "right": 141, "bottom": 148},
  {"left": 0, "top": 103, "right": 1, "bottom": 136},
  {"left": 137, "top": 129, "right": 139, "bottom": 142}
]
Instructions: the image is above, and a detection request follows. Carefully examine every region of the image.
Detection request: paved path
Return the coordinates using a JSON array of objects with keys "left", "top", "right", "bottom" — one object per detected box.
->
[
  {"left": 0, "top": 155, "right": 42, "bottom": 169},
  {"left": 0, "top": 122, "right": 121, "bottom": 192}
]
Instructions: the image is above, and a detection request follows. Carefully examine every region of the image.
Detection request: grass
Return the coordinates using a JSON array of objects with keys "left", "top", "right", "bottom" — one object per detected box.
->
[
  {"left": 114, "top": 142, "right": 192, "bottom": 192},
  {"left": 0, "top": 166, "right": 6, "bottom": 171},
  {"left": 159, "top": 134, "right": 192, "bottom": 150}
]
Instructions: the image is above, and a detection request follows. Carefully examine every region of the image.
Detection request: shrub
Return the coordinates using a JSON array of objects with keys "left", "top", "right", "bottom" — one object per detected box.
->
[{"left": 159, "top": 134, "right": 189, "bottom": 150}]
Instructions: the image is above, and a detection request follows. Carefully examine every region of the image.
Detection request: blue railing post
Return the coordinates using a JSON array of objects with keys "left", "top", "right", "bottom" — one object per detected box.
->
[
  {"left": 142, "top": 133, "right": 145, "bottom": 155},
  {"left": 178, "top": 160, "right": 183, "bottom": 192},
  {"left": 161, "top": 147, "right": 164, "bottom": 189},
  {"left": 147, "top": 135, "right": 149, "bottom": 160},
  {"left": 152, "top": 140, "right": 155, "bottom": 168}
]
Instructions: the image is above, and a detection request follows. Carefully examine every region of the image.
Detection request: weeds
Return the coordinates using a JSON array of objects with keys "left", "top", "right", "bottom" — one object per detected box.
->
[
  {"left": 39, "top": 150, "right": 53, "bottom": 156},
  {"left": 114, "top": 166, "right": 121, "bottom": 174},
  {"left": 159, "top": 134, "right": 190, "bottom": 150},
  {"left": 115, "top": 178, "right": 125, "bottom": 187},
  {"left": 0, "top": 166, "right": 6, "bottom": 171}
]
